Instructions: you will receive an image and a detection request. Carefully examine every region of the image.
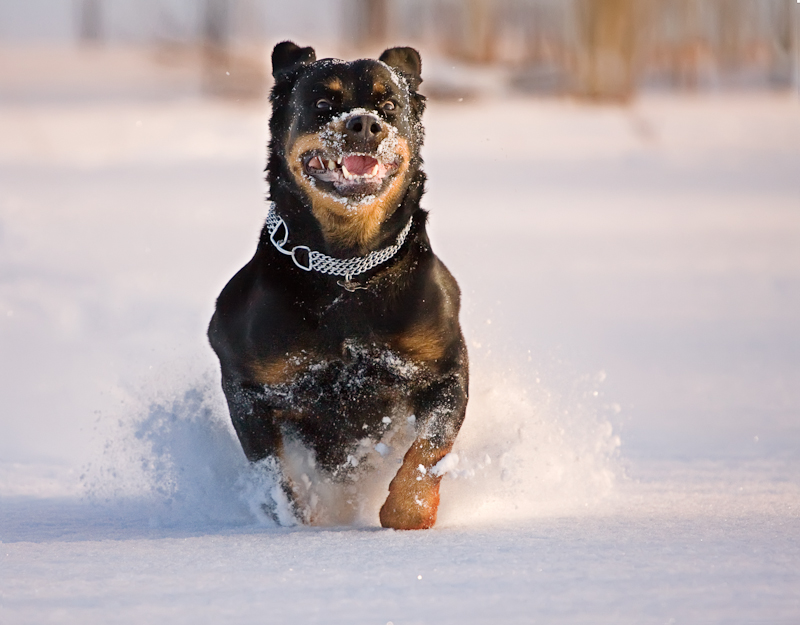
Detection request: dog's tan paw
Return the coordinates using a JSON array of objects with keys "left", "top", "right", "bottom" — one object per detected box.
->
[
  {"left": 379, "top": 439, "right": 450, "bottom": 530},
  {"left": 379, "top": 476, "right": 441, "bottom": 530}
]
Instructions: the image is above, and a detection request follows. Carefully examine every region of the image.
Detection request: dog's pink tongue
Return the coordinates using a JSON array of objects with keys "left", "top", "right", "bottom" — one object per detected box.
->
[{"left": 343, "top": 155, "right": 378, "bottom": 175}]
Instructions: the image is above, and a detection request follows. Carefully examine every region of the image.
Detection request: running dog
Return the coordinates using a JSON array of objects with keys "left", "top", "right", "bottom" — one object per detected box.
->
[{"left": 208, "top": 42, "right": 468, "bottom": 529}]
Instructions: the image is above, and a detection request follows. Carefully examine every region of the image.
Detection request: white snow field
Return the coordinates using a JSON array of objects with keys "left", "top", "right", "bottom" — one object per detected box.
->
[{"left": 1, "top": 50, "right": 800, "bottom": 623}]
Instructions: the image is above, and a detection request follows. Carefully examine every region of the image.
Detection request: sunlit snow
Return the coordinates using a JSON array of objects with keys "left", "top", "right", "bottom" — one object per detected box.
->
[{"left": 1, "top": 70, "right": 799, "bottom": 622}]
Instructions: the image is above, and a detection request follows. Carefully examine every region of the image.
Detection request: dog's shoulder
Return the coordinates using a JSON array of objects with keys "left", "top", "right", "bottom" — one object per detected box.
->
[
  {"left": 386, "top": 251, "right": 463, "bottom": 365},
  {"left": 207, "top": 247, "right": 298, "bottom": 366}
]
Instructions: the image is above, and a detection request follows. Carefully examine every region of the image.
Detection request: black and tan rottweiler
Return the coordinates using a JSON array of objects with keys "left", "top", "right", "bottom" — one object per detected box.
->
[{"left": 208, "top": 42, "right": 468, "bottom": 530}]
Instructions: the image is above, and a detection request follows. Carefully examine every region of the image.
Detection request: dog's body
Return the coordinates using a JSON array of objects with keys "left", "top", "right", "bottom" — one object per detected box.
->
[{"left": 208, "top": 42, "right": 468, "bottom": 529}]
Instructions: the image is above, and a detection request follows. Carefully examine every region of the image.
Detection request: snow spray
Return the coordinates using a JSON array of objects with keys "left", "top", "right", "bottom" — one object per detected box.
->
[{"left": 82, "top": 352, "right": 620, "bottom": 529}]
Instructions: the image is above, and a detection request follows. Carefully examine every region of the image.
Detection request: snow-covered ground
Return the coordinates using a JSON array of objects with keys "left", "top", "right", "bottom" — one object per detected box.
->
[{"left": 1, "top": 47, "right": 799, "bottom": 623}]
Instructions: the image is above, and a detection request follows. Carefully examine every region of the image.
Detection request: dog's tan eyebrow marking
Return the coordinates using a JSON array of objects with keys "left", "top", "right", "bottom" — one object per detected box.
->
[
  {"left": 373, "top": 82, "right": 387, "bottom": 95},
  {"left": 324, "top": 78, "right": 343, "bottom": 91}
]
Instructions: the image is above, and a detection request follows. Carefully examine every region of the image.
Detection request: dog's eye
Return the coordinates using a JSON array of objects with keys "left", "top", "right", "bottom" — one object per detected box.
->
[
  {"left": 381, "top": 100, "right": 396, "bottom": 112},
  {"left": 314, "top": 98, "right": 332, "bottom": 111}
]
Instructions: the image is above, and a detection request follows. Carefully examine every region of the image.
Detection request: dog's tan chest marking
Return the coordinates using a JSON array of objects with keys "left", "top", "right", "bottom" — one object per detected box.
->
[
  {"left": 250, "top": 357, "right": 300, "bottom": 386},
  {"left": 392, "top": 263, "right": 460, "bottom": 364},
  {"left": 393, "top": 319, "right": 448, "bottom": 363}
]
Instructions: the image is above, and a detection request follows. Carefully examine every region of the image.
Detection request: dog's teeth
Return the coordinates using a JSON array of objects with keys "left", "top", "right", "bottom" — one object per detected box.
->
[
  {"left": 369, "top": 164, "right": 379, "bottom": 177},
  {"left": 342, "top": 164, "right": 353, "bottom": 179},
  {"left": 327, "top": 159, "right": 336, "bottom": 170},
  {"left": 308, "top": 156, "right": 323, "bottom": 170}
]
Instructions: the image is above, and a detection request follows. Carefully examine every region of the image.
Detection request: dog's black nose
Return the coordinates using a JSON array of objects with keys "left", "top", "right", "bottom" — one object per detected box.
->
[{"left": 345, "top": 114, "right": 382, "bottom": 139}]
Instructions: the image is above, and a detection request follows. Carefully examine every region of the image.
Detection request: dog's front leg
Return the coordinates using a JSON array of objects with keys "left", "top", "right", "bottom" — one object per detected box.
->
[
  {"left": 379, "top": 371, "right": 468, "bottom": 530},
  {"left": 222, "top": 378, "right": 301, "bottom": 525},
  {"left": 223, "top": 379, "right": 285, "bottom": 461}
]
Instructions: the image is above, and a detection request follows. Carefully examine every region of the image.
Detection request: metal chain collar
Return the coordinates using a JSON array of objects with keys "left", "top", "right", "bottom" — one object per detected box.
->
[{"left": 265, "top": 203, "right": 413, "bottom": 281}]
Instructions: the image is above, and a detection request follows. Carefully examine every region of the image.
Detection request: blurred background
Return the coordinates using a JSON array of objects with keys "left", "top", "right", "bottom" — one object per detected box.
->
[
  {"left": 1, "top": 1, "right": 799, "bottom": 488},
  {"left": 0, "top": 0, "right": 798, "bottom": 101}
]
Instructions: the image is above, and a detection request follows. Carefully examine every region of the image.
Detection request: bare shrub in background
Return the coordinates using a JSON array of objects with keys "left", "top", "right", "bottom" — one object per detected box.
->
[
  {"left": 345, "top": 0, "right": 390, "bottom": 50},
  {"left": 573, "top": 0, "right": 637, "bottom": 101},
  {"left": 399, "top": 0, "right": 796, "bottom": 98},
  {"left": 200, "top": 0, "right": 267, "bottom": 99}
]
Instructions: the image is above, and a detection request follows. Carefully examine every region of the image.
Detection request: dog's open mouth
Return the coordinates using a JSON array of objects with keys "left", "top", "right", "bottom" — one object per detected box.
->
[{"left": 303, "top": 153, "right": 399, "bottom": 197}]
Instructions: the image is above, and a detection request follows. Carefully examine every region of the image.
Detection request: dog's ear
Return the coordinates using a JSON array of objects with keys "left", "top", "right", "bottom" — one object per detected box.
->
[
  {"left": 272, "top": 41, "right": 316, "bottom": 80},
  {"left": 379, "top": 47, "right": 422, "bottom": 90}
]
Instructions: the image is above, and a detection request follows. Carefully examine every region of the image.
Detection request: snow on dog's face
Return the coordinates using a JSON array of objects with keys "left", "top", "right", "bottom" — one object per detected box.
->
[
  {"left": 268, "top": 43, "right": 425, "bottom": 249},
  {"left": 288, "top": 102, "right": 410, "bottom": 207}
]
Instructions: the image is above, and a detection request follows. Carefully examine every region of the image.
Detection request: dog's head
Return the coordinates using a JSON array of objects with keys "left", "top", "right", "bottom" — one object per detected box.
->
[{"left": 267, "top": 42, "right": 426, "bottom": 250}]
